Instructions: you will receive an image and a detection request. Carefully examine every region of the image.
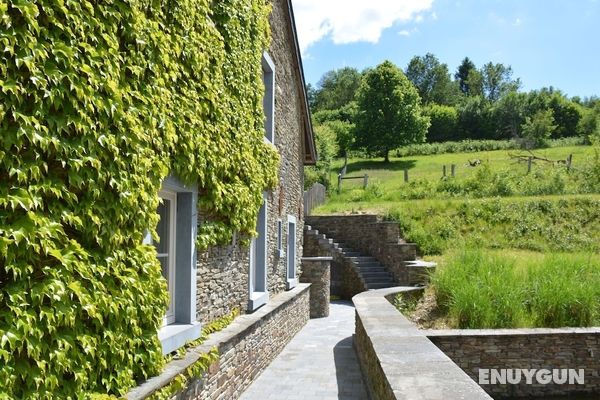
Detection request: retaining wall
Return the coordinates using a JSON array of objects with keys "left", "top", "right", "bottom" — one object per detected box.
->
[
  {"left": 427, "top": 328, "right": 600, "bottom": 399},
  {"left": 129, "top": 284, "right": 310, "bottom": 400},
  {"left": 353, "top": 287, "right": 492, "bottom": 400}
]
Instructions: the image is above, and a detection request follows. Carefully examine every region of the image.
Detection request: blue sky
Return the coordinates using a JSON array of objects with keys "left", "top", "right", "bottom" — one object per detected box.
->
[{"left": 292, "top": 0, "right": 600, "bottom": 99}]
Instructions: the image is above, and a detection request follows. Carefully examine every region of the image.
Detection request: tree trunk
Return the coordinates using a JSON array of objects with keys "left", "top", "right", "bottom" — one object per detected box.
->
[{"left": 384, "top": 149, "right": 390, "bottom": 163}]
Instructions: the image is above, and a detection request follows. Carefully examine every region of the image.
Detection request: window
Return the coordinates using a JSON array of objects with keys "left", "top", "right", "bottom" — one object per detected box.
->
[
  {"left": 156, "top": 190, "right": 177, "bottom": 325},
  {"left": 277, "top": 219, "right": 284, "bottom": 258},
  {"left": 249, "top": 195, "right": 268, "bottom": 311},
  {"left": 262, "top": 52, "right": 275, "bottom": 143},
  {"left": 286, "top": 215, "right": 297, "bottom": 290},
  {"left": 149, "top": 176, "right": 201, "bottom": 354}
]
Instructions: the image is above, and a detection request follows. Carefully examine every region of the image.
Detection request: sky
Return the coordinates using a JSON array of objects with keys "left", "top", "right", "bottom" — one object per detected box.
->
[{"left": 291, "top": 0, "right": 600, "bottom": 99}]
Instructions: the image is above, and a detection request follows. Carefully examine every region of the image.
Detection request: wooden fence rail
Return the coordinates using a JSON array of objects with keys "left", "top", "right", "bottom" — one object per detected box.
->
[{"left": 304, "top": 182, "right": 326, "bottom": 216}]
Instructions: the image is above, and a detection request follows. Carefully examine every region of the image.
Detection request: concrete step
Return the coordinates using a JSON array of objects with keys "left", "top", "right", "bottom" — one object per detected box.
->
[
  {"left": 343, "top": 251, "right": 362, "bottom": 257},
  {"left": 366, "top": 282, "right": 396, "bottom": 289},
  {"left": 361, "top": 271, "right": 393, "bottom": 279},
  {"left": 347, "top": 256, "right": 377, "bottom": 263},
  {"left": 354, "top": 261, "right": 383, "bottom": 268},
  {"left": 363, "top": 276, "right": 394, "bottom": 283}
]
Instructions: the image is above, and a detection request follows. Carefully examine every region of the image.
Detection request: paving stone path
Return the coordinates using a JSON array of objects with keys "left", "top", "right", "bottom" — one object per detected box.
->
[{"left": 240, "top": 301, "right": 368, "bottom": 400}]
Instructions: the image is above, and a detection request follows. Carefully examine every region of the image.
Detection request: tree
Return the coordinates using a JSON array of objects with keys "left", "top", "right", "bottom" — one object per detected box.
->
[
  {"left": 355, "top": 61, "right": 429, "bottom": 162},
  {"left": 480, "top": 62, "right": 521, "bottom": 102},
  {"left": 405, "top": 53, "right": 460, "bottom": 105},
  {"left": 492, "top": 91, "right": 528, "bottom": 138},
  {"left": 424, "top": 104, "right": 459, "bottom": 142},
  {"left": 455, "top": 57, "right": 476, "bottom": 95},
  {"left": 521, "top": 109, "right": 556, "bottom": 148},
  {"left": 313, "top": 67, "right": 362, "bottom": 111}
]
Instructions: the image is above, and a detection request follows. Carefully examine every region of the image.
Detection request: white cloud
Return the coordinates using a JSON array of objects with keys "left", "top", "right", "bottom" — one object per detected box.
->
[
  {"left": 398, "top": 29, "right": 411, "bottom": 37},
  {"left": 292, "top": 0, "right": 434, "bottom": 53},
  {"left": 513, "top": 17, "right": 523, "bottom": 26}
]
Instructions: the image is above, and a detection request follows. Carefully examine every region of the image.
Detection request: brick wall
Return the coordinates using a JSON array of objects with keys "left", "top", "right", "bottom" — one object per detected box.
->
[{"left": 428, "top": 329, "right": 600, "bottom": 399}]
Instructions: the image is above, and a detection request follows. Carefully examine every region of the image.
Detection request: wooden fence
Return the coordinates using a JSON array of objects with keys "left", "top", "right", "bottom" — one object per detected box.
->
[{"left": 303, "top": 183, "right": 326, "bottom": 216}]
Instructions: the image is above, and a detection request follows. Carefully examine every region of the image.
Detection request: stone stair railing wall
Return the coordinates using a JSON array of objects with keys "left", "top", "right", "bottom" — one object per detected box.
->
[
  {"left": 304, "top": 225, "right": 372, "bottom": 299},
  {"left": 305, "top": 215, "right": 434, "bottom": 287}
]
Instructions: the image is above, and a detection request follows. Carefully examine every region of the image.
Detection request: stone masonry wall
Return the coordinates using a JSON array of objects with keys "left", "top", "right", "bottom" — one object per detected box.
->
[
  {"left": 129, "top": 284, "right": 311, "bottom": 400},
  {"left": 353, "top": 288, "right": 492, "bottom": 400},
  {"left": 299, "top": 257, "right": 331, "bottom": 318},
  {"left": 428, "top": 329, "right": 600, "bottom": 399},
  {"left": 196, "top": 0, "right": 307, "bottom": 323},
  {"left": 306, "top": 215, "right": 417, "bottom": 285},
  {"left": 303, "top": 227, "right": 367, "bottom": 299}
]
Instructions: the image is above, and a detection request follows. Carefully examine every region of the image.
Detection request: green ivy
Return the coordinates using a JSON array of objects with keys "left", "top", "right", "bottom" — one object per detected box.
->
[{"left": 0, "top": 0, "right": 276, "bottom": 398}]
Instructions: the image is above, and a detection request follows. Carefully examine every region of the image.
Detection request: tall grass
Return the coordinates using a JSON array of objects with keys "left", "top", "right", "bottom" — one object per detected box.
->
[{"left": 432, "top": 249, "right": 600, "bottom": 328}]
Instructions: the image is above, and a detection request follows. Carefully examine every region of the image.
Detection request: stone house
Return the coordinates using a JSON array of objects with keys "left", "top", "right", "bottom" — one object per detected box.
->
[{"left": 152, "top": 0, "right": 316, "bottom": 357}]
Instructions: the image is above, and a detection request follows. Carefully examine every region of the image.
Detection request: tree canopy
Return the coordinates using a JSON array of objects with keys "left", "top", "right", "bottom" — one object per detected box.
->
[{"left": 355, "top": 61, "right": 429, "bottom": 162}]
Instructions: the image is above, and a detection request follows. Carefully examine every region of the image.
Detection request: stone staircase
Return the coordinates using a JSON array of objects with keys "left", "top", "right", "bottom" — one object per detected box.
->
[
  {"left": 305, "top": 225, "right": 397, "bottom": 291},
  {"left": 303, "top": 215, "right": 436, "bottom": 299}
]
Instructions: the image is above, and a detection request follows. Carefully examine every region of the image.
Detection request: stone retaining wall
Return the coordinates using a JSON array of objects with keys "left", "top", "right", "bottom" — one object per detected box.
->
[
  {"left": 129, "top": 284, "right": 310, "bottom": 400},
  {"left": 353, "top": 287, "right": 492, "bottom": 400},
  {"left": 427, "top": 328, "right": 600, "bottom": 399},
  {"left": 306, "top": 215, "right": 417, "bottom": 285}
]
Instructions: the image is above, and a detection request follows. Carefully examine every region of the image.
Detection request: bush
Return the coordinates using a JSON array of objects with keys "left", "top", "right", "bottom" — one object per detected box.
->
[{"left": 394, "top": 137, "right": 587, "bottom": 157}]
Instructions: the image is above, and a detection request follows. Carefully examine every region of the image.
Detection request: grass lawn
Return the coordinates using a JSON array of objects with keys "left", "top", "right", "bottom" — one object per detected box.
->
[{"left": 333, "top": 145, "right": 595, "bottom": 184}]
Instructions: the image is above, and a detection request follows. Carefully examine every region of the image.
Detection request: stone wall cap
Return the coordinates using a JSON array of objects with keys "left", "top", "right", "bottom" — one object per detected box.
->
[
  {"left": 425, "top": 326, "right": 600, "bottom": 336},
  {"left": 301, "top": 256, "right": 333, "bottom": 261}
]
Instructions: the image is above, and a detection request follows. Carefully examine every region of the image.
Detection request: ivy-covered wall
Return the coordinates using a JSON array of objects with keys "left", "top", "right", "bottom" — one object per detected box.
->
[{"left": 0, "top": 0, "right": 278, "bottom": 397}]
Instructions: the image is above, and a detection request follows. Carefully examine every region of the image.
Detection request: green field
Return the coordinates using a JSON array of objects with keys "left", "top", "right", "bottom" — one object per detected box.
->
[
  {"left": 314, "top": 144, "right": 600, "bottom": 328},
  {"left": 321, "top": 145, "right": 598, "bottom": 210}
]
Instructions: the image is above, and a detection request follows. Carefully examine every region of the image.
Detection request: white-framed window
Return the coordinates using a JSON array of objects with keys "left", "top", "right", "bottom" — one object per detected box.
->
[
  {"left": 156, "top": 190, "right": 177, "bottom": 325},
  {"left": 262, "top": 52, "right": 275, "bottom": 144},
  {"left": 286, "top": 215, "right": 297, "bottom": 290},
  {"left": 147, "top": 176, "right": 201, "bottom": 354},
  {"left": 249, "top": 195, "right": 268, "bottom": 311}
]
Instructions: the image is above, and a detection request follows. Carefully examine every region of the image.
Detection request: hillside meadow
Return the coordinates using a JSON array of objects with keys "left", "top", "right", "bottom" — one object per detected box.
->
[{"left": 313, "top": 144, "right": 600, "bottom": 328}]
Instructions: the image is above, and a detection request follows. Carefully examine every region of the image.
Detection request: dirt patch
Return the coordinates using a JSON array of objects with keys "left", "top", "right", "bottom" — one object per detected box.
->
[{"left": 404, "top": 286, "right": 452, "bottom": 329}]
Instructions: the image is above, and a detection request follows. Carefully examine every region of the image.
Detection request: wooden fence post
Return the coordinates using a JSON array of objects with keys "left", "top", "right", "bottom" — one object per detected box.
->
[
  {"left": 403, "top": 169, "right": 409, "bottom": 183},
  {"left": 527, "top": 157, "right": 532, "bottom": 174},
  {"left": 363, "top": 174, "right": 369, "bottom": 189},
  {"left": 442, "top": 165, "right": 447, "bottom": 177},
  {"left": 451, "top": 164, "right": 456, "bottom": 177},
  {"left": 337, "top": 174, "right": 342, "bottom": 194},
  {"left": 567, "top": 154, "right": 573, "bottom": 172}
]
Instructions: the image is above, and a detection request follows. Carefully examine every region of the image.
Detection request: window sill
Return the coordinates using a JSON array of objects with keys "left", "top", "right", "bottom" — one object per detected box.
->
[
  {"left": 248, "top": 291, "right": 269, "bottom": 312},
  {"left": 286, "top": 278, "right": 298, "bottom": 290},
  {"left": 158, "top": 322, "right": 202, "bottom": 355}
]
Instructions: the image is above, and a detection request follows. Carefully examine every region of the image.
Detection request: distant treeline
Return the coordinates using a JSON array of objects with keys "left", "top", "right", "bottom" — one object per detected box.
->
[{"left": 305, "top": 54, "right": 600, "bottom": 187}]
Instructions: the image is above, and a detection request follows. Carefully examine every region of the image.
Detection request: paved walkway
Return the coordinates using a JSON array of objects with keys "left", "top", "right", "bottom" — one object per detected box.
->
[{"left": 240, "top": 301, "right": 368, "bottom": 400}]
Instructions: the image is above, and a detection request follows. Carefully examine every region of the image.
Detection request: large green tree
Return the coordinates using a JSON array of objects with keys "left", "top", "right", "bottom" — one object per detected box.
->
[
  {"left": 406, "top": 53, "right": 459, "bottom": 105},
  {"left": 313, "top": 67, "right": 362, "bottom": 111},
  {"left": 480, "top": 62, "right": 521, "bottom": 102},
  {"left": 355, "top": 61, "right": 429, "bottom": 162},
  {"left": 455, "top": 57, "right": 476, "bottom": 95}
]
